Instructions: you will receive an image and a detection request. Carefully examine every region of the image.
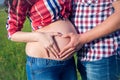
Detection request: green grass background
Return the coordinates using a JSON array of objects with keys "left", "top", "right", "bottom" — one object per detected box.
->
[
  {"left": 0, "top": 6, "right": 81, "bottom": 80},
  {"left": 0, "top": 6, "right": 30, "bottom": 80}
]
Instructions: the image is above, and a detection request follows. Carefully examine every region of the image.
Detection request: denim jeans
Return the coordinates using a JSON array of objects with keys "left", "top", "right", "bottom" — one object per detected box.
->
[
  {"left": 26, "top": 56, "right": 77, "bottom": 80},
  {"left": 77, "top": 53, "right": 120, "bottom": 80}
]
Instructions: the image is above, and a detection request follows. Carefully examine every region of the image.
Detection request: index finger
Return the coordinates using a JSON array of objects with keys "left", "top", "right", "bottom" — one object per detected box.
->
[
  {"left": 60, "top": 47, "right": 75, "bottom": 58},
  {"left": 52, "top": 43, "right": 60, "bottom": 53},
  {"left": 59, "top": 44, "right": 71, "bottom": 55}
]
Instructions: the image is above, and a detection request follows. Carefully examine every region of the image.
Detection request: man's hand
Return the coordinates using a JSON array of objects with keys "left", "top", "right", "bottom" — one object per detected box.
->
[
  {"left": 112, "top": 0, "right": 120, "bottom": 13},
  {"left": 59, "top": 33, "right": 85, "bottom": 60}
]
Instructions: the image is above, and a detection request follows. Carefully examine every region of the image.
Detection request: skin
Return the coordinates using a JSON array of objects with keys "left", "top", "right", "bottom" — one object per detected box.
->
[
  {"left": 8, "top": 0, "right": 78, "bottom": 60},
  {"left": 9, "top": 0, "right": 120, "bottom": 60},
  {"left": 7, "top": 0, "right": 62, "bottom": 59},
  {"left": 59, "top": 0, "right": 120, "bottom": 60},
  {"left": 11, "top": 31, "right": 61, "bottom": 58},
  {"left": 11, "top": 19, "right": 77, "bottom": 60}
]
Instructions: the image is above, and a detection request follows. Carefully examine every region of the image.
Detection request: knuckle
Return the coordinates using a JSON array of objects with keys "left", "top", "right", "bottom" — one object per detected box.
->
[
  {"left": 51, "top": 42, "right": 54, "bottom": 45},
  {"left": 45, "top": 44, "right": 51, "bottom": 48},
  {"left": 70, "top": 44, "right": 76, "bottom": 50},
  {"left": 71, "top": 44, "right": 76, "bottom": 48},
  {"left": 70, "top": 33, "right": 74, "bottom": 35},
  {"left": 44, "top": 45, "right": 49, "bottom": 48},
  {"left": 49, "top": 40, "right": 54, "bottom": 44},
  {"left": 49, "top": 43, "right": 53, "bottom": 47}
]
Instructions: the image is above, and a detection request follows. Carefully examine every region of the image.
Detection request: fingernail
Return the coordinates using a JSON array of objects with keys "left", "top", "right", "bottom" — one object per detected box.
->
[{"left": 58, "top": 32, "right": 63, "bottom": 36}]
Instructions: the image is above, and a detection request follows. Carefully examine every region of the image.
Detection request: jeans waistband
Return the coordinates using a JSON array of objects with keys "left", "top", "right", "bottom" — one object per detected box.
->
[{"left": 26, "top": 55, "right": 74, "bottom": 65}]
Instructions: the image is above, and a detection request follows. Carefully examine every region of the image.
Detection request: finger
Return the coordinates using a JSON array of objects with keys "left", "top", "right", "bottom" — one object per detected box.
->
[
  {"left": 59, "top": 44, "right": 72, "bottom": 55},
  {"left": 48, "top": 36, "right": 60, "bottom": 57},
  {"left": 49, "top": 32, "right": 62, "bottom": 37},
  {"left": 52, "top": 43, "right": 60, "bottom": 54},
  {"left": 48, "top": 40, "right": 59, "bottom": 58},
  {"left": 45, "top": 48, "right": 50, "bottom": 57},
  {"left": 47, "top": 46, "right": 59, "bottom": 58},
  {"left": 60, "top": 48, "right": 75, "bottom": 58},
  {"left": 50, "top": 44, "right": 60, "bottom": 58},
  {"left": 59, "top": 33, "right": 74, "bottom": 54},
  {"left": 60, "top": 50, "right": 75, "bottom": 60},
  {"left": 62, "top": 33, "right": 75, "bottom": 38},
  {"left": 61, "top": 33, "right": 71, "bottom": 38}
]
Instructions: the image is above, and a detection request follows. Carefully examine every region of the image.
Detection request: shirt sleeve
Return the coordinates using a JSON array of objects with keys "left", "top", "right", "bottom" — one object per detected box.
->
[{"left": 6, "top": 0, "right": 30, "bottom": 39}]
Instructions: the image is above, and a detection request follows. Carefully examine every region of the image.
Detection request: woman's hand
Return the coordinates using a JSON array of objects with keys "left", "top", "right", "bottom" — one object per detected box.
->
[
  {"left": 10, "top": 31, "right": 62, "bottom": 59},
  {"left": 36, "top": 32, "right": 62, "bottom": 58}
]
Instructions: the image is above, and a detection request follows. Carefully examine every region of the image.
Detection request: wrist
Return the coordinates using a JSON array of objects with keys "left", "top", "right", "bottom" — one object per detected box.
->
[
  {"left": 79, "top": 32, "right": 94, "bottom": 44},
  {"left": 79, "top": 33, "right": 88, "bottom": 44},
  {"left": 32, "top": 31, "right": 41, "bottom": 42}
]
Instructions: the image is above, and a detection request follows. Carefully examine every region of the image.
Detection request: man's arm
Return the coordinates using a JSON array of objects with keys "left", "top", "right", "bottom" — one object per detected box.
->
[{"left": 59, "top": 0, "right": 120, "bottom": 60}]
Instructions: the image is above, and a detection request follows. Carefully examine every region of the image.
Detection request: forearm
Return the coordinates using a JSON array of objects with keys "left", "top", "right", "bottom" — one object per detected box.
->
[
  {"left": 11, "top": 31, "right": 39, "bottom": 42},
  {"left": 81, "top": 12, "right": 120, "bottom": 44}
]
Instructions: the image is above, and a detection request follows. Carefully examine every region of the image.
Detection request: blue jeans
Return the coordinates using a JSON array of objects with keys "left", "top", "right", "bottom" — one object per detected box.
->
[
  {"left": 26, "top": 56, "right": 77, "bottom": 80},
  {"left": 77, "top": 53, "right": 120, "bottom": 80}
]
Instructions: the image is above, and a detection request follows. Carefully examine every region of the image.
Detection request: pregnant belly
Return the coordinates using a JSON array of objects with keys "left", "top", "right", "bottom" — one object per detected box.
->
[{"left": 25, "top": 19, "right": 77, "bottom": 59}]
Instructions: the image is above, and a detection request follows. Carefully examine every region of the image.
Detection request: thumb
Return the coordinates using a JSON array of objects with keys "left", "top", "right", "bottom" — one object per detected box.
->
[
  {"left": 49, "top": 32, "right": 62, "bottom": 37},
  {"left": 62, "top": 33, "right": 72, "bottom": 38}
]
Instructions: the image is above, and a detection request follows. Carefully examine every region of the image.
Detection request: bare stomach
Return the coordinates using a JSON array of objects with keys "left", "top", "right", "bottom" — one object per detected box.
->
[{"left": 25, "top": 19, "right": 77, "bottom": 59}]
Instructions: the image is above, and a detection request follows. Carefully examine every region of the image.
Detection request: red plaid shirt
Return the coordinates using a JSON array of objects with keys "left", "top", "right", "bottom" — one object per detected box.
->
[
  {"left": 71, "top": 0, "right": 120, "bottom": 61},
  {"left": 6, "top": 0, "right": 72, "bottom": 38}
]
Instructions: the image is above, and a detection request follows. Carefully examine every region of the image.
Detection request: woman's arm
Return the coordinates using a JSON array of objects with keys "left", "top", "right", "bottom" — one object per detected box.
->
[
  {"left": 6, "top": 0, "right": 60, "bottom": 58},
  {"left": 11, "top": 31, "right": 44, "bottom": 42},
  {"left": 6, "top": 0, "right": 31, "bottom": 41}
]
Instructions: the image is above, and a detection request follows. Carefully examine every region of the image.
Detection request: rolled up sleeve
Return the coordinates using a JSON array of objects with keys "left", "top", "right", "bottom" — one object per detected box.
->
[{"left": 6, "top": 0, "right": 30, "bottom": 39}]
